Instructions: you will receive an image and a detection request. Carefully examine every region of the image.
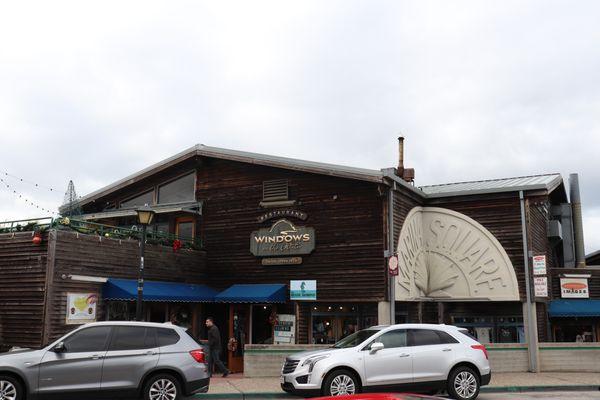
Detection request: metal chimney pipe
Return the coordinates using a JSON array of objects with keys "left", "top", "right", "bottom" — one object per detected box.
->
[
  {"left": 397, "top": 136, "right": 405, "bottom": 174},
  {"left": 569, "top": 173, "right": 586, "bottom": 268}
]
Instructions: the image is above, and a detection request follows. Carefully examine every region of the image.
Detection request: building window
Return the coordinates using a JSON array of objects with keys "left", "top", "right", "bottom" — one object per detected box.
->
[
  {"left": 120, "top": 190, "right": 154, "bottom": 209},
  {"left": 311, "top": 304, "right": 377, "bottom": 344},
  {"left": 263, "top": 179, "right": 289, "bottom": 202},
  {"left": 158, "top": 173, "right": 195, "bottom": 204},
  {"left": 452, "top": 316, "right": 524, "bottom": 344},
  {"left": 176, "top": 217, "right": 195, "bottom": 240}
]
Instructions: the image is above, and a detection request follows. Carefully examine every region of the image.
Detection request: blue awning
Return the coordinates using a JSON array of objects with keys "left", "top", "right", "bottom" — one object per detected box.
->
[
  {"left": 103, "top": 278, "right": 217, "bottom": 302},
  {"left": 215, "top": 284, "right": 287, "bottom": 303},
  {"left": 549, "top": 300, "right": 600, "bottom": 317}
]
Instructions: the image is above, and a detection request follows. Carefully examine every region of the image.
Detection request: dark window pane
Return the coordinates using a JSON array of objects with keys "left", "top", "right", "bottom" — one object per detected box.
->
[
  {"left": 121, "top": 191, "right": 154, "bottom": 208},
  {"left": 376, "top": 329, "right": 407, "bottom": 349},
  {"left": 64, "top": 326, "right": 111, "bottom": 353},
  {"left": 157, "top": 328, "right": 180, "bottom": 347},
  {"left": 109, "top": 326, "right": 156, "bottom": 351},
  {"left": 408, "top": 329, "right": 442, "bottom": 346},
  {"left": 436, "top": 331, "right": 459, "bottom": 344},
  {"left": 158, "top": 173, "right": 195, "bottom": 204},
  {"left": 145, "top": 328, "right": 157, "bottom": 348},
  {"left": 177, "top": 222, "right": 194, "bottom": 240}
]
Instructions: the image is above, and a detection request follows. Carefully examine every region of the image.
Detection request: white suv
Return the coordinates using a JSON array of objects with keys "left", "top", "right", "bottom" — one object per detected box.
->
[{"left": 280, "top": 324, "right": 491, "bottom": 400}]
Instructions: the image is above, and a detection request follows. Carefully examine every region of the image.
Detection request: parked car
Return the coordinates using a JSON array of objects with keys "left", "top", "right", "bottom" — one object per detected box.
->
[
  {"left": 0, "top": 321, "right": 209, "bottom": 400},
  {"left": 281, "top": 323, "right": 491, "bottom": 400}
]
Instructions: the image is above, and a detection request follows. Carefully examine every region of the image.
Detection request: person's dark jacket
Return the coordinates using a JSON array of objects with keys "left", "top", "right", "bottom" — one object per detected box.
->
[{"left": 208, "top": 325, "right": 222, "bottom": 350}]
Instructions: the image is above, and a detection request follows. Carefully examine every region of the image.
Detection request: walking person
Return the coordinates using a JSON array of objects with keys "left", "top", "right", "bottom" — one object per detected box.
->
[{"left": 206, "top": 317, "right": 230, "bottom": 377}]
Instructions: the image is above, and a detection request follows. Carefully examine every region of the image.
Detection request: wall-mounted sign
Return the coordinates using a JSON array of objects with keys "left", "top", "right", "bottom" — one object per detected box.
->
[
  {"left": 274, "top": 314, "right": 296, "bottom": 344},
  {"left": 533, "top": 255, "right": 547, "bottom": 276},
  {"left": 250, "top": 219, "right": 315, "bottom": 257},
  {"left": 257, "top": 210, "right": 308, "bottom": 223},
  {"left": 290, "top": 280, "right": 317, "bottom": 300},
  {"left": 262, "top": 257, "right": 303, "bottom": 266},
  {"left": 534, "top": 277, "right": 548, "bottom": 298},
  {"left": 66, "top": 293, "right": 98, "bottom": 324},
  {"left": 560, "top": 277, "right": 589, "bottom": 298},
  {"left": 388, "top": 255, "right": 399, "bottom": 276}
]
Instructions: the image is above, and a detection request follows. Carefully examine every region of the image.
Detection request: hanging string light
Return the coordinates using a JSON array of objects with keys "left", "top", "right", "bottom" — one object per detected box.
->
[
  {"left": 0, "top": 170, "right": 58, "bottom": 192},
  {"left": 0, "top": 178, "right": 59, "bottom": 215}
]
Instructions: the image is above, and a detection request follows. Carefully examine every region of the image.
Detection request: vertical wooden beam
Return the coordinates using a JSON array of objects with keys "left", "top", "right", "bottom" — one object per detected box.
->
[{"left": 41, "top": 230, "right": 57, "bottom": 346}]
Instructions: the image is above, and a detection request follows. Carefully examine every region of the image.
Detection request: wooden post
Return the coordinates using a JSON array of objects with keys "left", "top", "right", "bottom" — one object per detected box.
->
[{"left": 41, "top": 230, "right": 57, "bottom": 346}]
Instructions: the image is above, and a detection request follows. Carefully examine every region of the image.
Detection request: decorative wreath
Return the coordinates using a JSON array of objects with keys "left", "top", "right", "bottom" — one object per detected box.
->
[{"left": 227, "top": 337, "right": 238, "bottom": 352}]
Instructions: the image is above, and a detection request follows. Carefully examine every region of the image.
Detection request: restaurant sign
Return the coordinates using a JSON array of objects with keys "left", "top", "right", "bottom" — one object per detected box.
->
[
  {"left": 560, "top": 277, "right": 589, "bottom": 298},
  {"left": 250, "top": 219, "right": 315, "bottom": 257}
]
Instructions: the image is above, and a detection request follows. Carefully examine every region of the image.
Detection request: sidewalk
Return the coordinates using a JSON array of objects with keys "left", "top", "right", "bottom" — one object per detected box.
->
[{"left": 193, "top": 372, "right": 600, "bottom": 399}]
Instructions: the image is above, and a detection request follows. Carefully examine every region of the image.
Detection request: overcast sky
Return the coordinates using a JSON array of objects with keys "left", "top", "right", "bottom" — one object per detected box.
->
[{"left": 1, "top": 1, "right": 599, "bottom": 253}]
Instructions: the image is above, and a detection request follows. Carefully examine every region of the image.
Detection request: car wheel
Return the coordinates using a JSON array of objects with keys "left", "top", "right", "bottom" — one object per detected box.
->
[
  {"left": 0, "top": 375, "right": 23, "bottom": 400},
  {"left": 322, "top": 369, "right": 360, "bottom": 397},
  {"left": 143, "top": 373, "right": 182, "bottom": 400},
  {"left": 447, "top": 366, "right": 480, "bottom": 400}
]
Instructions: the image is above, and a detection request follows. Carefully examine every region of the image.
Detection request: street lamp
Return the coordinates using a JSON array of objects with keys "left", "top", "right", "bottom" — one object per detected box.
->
[{"left": 135, "top": 204, "right": 155, "bottom": 321}]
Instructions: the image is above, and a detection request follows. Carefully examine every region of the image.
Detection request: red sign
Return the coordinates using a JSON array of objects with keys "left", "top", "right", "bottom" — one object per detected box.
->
[{"left": 388, "top": 255, "right": 399, "bottom": 276}]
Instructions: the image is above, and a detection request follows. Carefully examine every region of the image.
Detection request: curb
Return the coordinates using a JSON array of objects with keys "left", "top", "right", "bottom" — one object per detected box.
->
[
  {"left": 194, "top": 393, "right": 294, "bottom": 399},
  {"left": 194, "top": 385, "right": 600, "bottom": 399},
  {"left": 481, "top": 385, "right": 600, "bottom": 393}
]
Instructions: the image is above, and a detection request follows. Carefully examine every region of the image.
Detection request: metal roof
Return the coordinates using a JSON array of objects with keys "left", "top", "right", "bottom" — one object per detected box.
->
[
  {"left": 74, "top": 144, "right": 565, "bottom": 208},
  {"left": 420, "top": 173, "right": 563, "bottom": 198},
  {"left": 75, "top": 144, "right": 424, "bottom": 207}
]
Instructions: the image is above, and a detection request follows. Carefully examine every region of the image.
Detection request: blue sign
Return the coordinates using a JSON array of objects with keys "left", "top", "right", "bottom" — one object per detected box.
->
[{"left": 290, "top": 280, "right": 317, "bottom": 300}]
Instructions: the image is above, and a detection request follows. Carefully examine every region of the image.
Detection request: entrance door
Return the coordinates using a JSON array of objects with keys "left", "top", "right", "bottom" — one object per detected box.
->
[{"left": 228, "top": 305, "right": 250, "bottom": 373}]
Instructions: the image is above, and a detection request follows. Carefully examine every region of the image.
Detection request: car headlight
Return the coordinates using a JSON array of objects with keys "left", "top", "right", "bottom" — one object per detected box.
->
[{"left": 301, "top": 354, "right": 330, "bottom": 373}]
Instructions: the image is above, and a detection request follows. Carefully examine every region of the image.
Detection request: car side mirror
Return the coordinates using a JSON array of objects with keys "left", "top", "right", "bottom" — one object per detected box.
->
[
  {"left": 53, "top": 341, "right": 66, "bottom": 353},
  {"left": 370, "top": 342, "right": 384, "bottom": 353}
]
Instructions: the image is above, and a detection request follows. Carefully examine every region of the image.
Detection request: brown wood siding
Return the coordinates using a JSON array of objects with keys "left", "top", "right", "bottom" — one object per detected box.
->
[
  {"left": 392, "top": 188, "right": 423, "bottom": 249},
  {"left": 526, "top": 195, "right": 554, "bottom": 341},
  {"left": 45, "top": 230, "right": 208, "bottom": 344},
  {"left": 0, "top": 232, "right": 49, "bottom": 350},
  {"left": 198, "top": 158, "right": 386, "bottom": 302},
  {"left": 426, "top": 193, "right": 527, "bottom": 301}
]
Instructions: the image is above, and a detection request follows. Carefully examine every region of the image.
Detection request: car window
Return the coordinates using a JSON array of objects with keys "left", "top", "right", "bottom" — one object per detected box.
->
[
  {"left": 372, "top": 329, "right": 407, "bottom": 349},
  {"left": 157, "top": 328, "right": 180, "bottom": 347},
  {"left": 332, "top": 329, "right": 381, "bottom": 349},
  {"left": 408, "top": 329, "right": 443, "bottom": 346},
  {"left": 63, "top": 326, "right": 112, "bottom": 353},
  {"left": 437, "top": 330, "right": 459, "bottom": 344},
  {"left": 109, "top": 326, "right": 157, "bottom": 351}
]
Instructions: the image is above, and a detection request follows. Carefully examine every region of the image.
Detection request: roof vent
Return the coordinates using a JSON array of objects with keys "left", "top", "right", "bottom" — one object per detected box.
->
[{"left": 263, "top": 179, "right": 289, "bottom": 202}]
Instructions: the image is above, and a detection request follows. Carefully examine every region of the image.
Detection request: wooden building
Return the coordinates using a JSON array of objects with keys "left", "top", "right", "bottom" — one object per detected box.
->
[{"left": 1, "top": 142, "right": 597, "bottom": 371}]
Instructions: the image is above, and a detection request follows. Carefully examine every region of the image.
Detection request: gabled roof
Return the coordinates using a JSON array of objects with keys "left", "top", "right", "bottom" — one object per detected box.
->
[
  {"left": 75, "top": 144, "right": 423, "bottom": 207},
  {"left": 420, "top": 173, "right": 563, "bottom": 198},
  {"left": 74, "top": 144, "right": 567, "bottom": 209}
]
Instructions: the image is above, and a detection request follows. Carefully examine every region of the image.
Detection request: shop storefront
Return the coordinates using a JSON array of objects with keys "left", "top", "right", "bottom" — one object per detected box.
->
[{"left": 549, "top": 272, "right": 600, "bottom": 342}]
